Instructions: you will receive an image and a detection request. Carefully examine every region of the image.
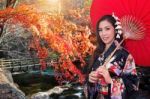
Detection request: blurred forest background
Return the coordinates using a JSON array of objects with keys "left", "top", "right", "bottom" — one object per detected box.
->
[{"left": 0, "top": 0, "right": 95, "bottom": 98}]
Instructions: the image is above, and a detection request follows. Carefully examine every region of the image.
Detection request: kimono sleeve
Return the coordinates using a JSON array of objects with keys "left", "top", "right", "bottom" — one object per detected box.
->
[
  {"left": 121, "top": 54, "right": 139, "bottom": 93},
  {"left": 107, "top": 53, "right": 139, "bottom": 98}
]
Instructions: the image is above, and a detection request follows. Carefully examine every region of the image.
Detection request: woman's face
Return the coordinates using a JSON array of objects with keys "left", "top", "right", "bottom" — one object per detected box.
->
[{"left": 98, "top": 20, "right": 115, "bottom": 45}]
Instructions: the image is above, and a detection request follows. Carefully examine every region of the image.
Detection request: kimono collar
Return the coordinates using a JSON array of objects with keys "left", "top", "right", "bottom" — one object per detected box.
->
[{"left": 103, "top": 42, "right": 116, "bottom": 59}]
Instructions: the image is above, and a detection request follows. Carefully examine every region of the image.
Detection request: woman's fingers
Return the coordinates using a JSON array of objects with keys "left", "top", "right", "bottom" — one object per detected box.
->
[
  {"left": 88, "top": 67, "right": 111, "bottom": 84},
  {"left": 97, "top": 66, "right": 112, "bottom": 84},
  {"left": 89, "top": 71, "right": 98, "bottom": 83},
  {"left": 97, "top": 66, "right": 109, "bottom": 77},
  {"left": 97, "top": 65, "right": 105, "bottom": 71},
  {"left": 89, "top": 76, "right": 97, "bottom": 83},
  {"left": 97, "top": 66, "right": 105, "bottom": 75}
]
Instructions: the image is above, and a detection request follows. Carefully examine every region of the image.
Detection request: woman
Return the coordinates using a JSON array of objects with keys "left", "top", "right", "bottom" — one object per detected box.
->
[{"left": 85, "top": 15, "right": 139, "bottom": 99}]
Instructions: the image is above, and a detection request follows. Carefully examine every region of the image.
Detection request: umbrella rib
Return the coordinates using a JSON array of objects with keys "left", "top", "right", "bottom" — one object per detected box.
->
[
  {"left": 133, "top": 0, "right": 138, "bottom": 16},
  {"left": 137, "top": 0, "right": 149, "bottom": 19},
  {"left": 120, "top": 0, "right": 129, "bottom": 15},
  {"left": 140, "top": 11, "right": 150, "bottom": 22},
  {"left": 128, "top": 0, "right": 135, "bottom": 16}
]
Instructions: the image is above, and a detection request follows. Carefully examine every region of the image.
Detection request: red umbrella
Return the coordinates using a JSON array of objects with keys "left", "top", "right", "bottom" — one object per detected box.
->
[{"left": 90, "top": 0, "right": 150, "bottom": 67}]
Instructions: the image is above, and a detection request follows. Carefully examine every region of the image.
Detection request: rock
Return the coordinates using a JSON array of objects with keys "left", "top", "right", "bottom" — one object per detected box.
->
[
  {"left": 0, "top": 68, "right": 26, "bottom": 99},
  {"left": 0, "top": 83, "right": 26, "bottom": 99}
]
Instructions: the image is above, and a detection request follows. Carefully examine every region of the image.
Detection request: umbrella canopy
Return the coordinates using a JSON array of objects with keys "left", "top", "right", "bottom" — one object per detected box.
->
[{"left": 90, "top": 0, "right": 150, "bottom": 67}]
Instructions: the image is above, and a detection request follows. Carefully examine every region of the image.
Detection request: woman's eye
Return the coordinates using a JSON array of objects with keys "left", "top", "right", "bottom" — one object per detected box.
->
[
  {"left": 106, "top": 28, "right": 110, "bottom": 30},
  {"left": 98, "top": 29, "right": 102, "bottom": 32}
]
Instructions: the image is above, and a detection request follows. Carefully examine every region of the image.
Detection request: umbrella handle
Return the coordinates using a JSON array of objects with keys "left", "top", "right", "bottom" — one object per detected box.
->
[{"left": 104, "top": 39, "right": 125, "bottom": 69}]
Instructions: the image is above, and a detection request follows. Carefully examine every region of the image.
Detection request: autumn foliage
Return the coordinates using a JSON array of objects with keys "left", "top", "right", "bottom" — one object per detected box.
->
[{"left": 0, "top": 4, "right": 95, "bottom": 84}]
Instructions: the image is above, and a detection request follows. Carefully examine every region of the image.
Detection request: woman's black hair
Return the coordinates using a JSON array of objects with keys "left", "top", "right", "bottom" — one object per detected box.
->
[{"left": 88, "top": 15, "right": 123, "bottom": 72}]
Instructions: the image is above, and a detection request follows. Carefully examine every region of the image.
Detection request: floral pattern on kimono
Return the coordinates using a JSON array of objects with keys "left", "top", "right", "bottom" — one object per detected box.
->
[{"left": 86, "top": 42, "right": 139, "bottom": 99}]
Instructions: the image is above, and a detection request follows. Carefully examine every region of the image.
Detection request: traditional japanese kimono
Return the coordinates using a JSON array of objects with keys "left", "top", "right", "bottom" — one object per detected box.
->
[{"left": 85, "top": 42, "right": 139, "bottom": 99}]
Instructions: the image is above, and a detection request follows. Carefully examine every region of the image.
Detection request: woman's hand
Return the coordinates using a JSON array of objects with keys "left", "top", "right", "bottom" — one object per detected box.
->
[
  {"left": 89, "top": 71, "right": 98, "bottom": 83},
  {"left": 97, "top": 66, "right": 112, "bottom": 84}
]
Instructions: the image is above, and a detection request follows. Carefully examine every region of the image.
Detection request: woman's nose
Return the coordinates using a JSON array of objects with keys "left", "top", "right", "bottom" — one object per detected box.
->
[{"left": 101, "top": 30, "right": 106, "bottom": 35}]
